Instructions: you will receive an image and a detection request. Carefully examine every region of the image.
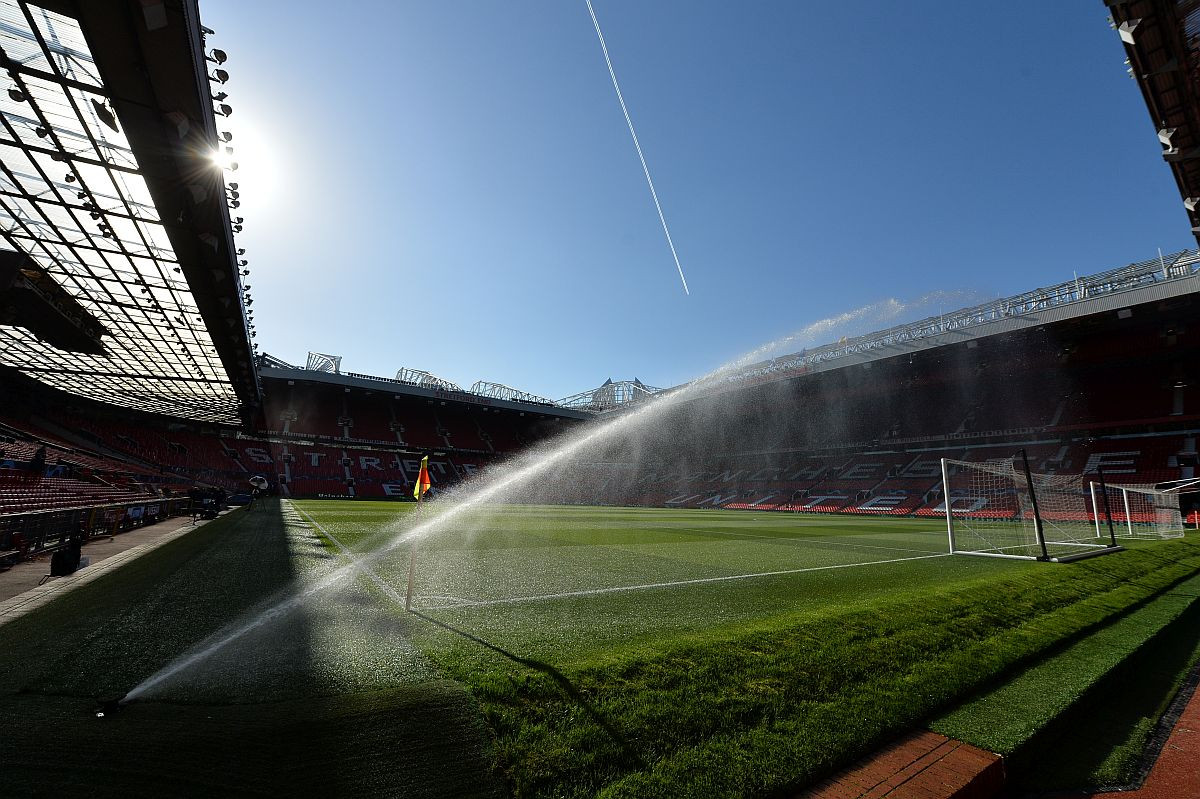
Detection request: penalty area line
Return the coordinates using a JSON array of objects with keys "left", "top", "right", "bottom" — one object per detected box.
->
[{"left": 421, "top": 552, "right": 951, "bottom": 610}]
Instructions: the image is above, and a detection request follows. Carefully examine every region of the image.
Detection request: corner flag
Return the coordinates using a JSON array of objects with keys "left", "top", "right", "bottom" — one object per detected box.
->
[{"left": 413, "top": 455, "right": 431, "bottom": 500}]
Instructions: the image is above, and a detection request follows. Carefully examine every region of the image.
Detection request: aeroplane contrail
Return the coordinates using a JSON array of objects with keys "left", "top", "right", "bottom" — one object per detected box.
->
[{"left": 585, "top": 0, "right": 691, "bottom": 296}]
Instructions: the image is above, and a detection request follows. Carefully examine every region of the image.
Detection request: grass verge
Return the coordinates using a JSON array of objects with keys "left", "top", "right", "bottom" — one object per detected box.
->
[
  {"left": 931, "top": 572, "right": 1200, "bottom": 753},
  {"left": 1005, "top": 594, "right": 1200, "bottom": 792},
  {"left": 431, "top": 539, "right": 1200, "bottom": 798}
]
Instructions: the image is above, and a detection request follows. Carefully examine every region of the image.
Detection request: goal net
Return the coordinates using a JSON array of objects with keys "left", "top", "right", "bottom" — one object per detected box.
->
[
  {"left": 1093, "top": 483, "right": 1186, "bottom": 539},
  {"left": 940, "top": 457, "right": 1119, "bottom": 562}
]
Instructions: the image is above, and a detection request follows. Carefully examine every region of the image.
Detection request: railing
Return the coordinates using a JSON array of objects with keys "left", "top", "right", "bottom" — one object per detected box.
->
[
  {"left": 470, "top": 380, "right": 555, "bottom": 406},
  {"left": 0, "top": 497, "right": 191, "bottom": 567},
  {"left": 247, "top": 428, "right": 488, "bottom": 454},
  {"left": 717, "top": 249, "right": 1200, "bottom": 388}
]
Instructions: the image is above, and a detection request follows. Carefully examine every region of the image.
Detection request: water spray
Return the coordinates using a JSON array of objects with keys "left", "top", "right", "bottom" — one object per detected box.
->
[
  {"left": 123, "top": 291, "right": 977, "bottom": 701},
  {"left": 93, "top": 695, "right": 129, "bottom": 718}
]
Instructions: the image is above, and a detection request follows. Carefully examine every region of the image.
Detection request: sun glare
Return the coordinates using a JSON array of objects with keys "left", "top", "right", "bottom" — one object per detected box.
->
[
  {"left": 215, "top": 116, "right": 282, "bottom": 211},
  {"left": 210, "top": 146, "right": 234, "bottom": 171}
]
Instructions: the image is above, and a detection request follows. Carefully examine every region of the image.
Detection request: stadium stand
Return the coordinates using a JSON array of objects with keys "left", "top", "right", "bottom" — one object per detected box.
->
[{"left": 1, "top": 241, "right": 1197, "bottom": 571}]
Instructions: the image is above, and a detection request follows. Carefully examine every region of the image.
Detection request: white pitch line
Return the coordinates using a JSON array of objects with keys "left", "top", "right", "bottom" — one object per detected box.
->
[
  {"left": 676, "top": 526, "right": 946, "bottom": 555},
  {"left": 291, "top": 502, "right": 412, "bottom": 609},
  {"left": 421, "top": 552, "right": 950, "bottom": 610}
]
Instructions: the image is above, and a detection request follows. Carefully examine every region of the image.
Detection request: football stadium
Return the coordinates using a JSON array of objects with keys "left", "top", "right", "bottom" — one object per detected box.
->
[{"left": 2, "top": 1, "right": 1200, "bottom": 797}]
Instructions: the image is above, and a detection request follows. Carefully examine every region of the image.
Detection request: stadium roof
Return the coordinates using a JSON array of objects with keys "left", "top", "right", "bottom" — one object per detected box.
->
[
  {"left": 709, "top": 248, "right": 1200, "bottom": 391},
  {"left": 1108, "top": 0, "right": 1200, "bottom": 243},
  {"left": 256, "top": 353, "right": 591, "bottom": 420},
  {"left": 0, "top": 0, "right": 257, "bottom": 424},
  {"left": 559, "top": 378, "right": 664, "bottom": 412}
]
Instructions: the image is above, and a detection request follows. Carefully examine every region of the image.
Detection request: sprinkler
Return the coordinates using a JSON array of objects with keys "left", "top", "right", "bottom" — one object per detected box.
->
[{"left": 93, "top": 695, "right": 127, "bottom": 718}]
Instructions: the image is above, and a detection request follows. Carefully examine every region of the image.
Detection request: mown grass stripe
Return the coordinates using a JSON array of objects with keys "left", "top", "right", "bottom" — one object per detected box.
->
[{"left": 420, "top": 552, "right": 950, "bottom": 609}]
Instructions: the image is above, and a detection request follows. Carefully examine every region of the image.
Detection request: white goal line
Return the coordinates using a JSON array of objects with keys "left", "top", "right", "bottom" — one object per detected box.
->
[{"left": 419, "top": 551, "right": 951, "bottom": 610}]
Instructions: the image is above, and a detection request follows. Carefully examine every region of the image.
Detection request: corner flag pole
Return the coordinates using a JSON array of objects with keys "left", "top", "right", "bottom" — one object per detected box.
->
[
  {"left": 405, "top": 494, "right": 420, "bottom": 612},
  {"left": 405, "top": 455, "right": 431, "bottom": 612}
]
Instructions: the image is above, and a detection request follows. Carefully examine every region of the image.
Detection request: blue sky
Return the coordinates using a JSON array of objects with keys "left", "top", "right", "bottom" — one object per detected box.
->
[{"left": 200, "top": 0, "right": 1191, "bottom": 400}]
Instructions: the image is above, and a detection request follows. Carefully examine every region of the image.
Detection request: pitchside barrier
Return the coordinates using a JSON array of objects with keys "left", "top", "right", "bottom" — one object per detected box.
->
[
  {"left": 0, "top": 498, "right": 191, "bottom": 567},
  {"left": 936, "top": 453, "right": 1166, "bottom": 563}
]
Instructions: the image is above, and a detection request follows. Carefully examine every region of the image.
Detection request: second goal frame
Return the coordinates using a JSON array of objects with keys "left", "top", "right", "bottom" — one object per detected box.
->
[{"left": 941, "top": 455, "right": 1124, "bottom": 563}]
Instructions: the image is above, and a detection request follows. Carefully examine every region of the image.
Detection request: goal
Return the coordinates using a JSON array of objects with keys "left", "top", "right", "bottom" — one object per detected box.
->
[
  {"left": 1093, "top": 483, "right": 1186, "bottom": 540},
  {"left": 939, "top": 455, "right": 1122, "bottom": 562}
]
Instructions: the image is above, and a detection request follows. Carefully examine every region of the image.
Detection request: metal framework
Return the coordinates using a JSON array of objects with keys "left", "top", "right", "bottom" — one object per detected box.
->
[
  {"left": 722, "top": 249, "right": 1200, "bottom": 386},
  {"left": 0, "top": 1, "right": 252, "bottom": 423},
  {"left": 305, "top": 351, "right": 341, "bottom": 374},
  {"left": 469, "top": 380, "right": 554, "bottom": 405},
  {"left": 558, "top": 378, "right": 663, "bottom": 412},
  {"left": 258, "top": 353, "right": 579, "bottom": 414},
  {"left": 394, "top": 367, "right": 463, "bottom": 393}
]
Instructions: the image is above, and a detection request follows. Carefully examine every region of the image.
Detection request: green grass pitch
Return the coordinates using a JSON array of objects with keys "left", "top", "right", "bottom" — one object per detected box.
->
[{"left": 1, "top": 498, "right": 1197, "bottom": 798}]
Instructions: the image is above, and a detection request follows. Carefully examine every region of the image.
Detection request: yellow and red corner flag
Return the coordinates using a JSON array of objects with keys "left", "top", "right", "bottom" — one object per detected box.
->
[{"left": 413, "top": 455, "right": 431, "bottom": 500}]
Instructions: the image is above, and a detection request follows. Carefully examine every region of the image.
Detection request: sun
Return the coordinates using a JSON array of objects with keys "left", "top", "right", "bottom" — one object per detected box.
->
[
  {"left": 212, "top": 115, "right": 283, "bottom": 212},
  {"left": 209, "top": 145, "right": 235, "bottom": 171}
]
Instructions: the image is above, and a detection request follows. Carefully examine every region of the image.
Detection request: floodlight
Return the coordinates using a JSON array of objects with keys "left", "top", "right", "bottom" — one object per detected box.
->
[
  {"left": 211, "top": 68, "right": 230, "bottom": 84},
  {"left": 208, "top": 49, "right": 228, "bottom": 65},
  {"left": 1118, "top": 18, "right": 1139, "bottom": 45},
  {"left": 7, "top": 88, "right": 24, "bottom": 102},
  {"left": 90, "top": 99, "right": 119, "bottom": 132}
]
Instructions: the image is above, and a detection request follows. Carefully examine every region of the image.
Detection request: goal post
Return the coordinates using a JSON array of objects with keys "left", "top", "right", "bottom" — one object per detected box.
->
[
  {"left": 939, "top": 456, "right": 1044, "bottom": 560},
  {"left": 940, "top": 455, "right": 1123, "bottom": 562},
  {"left": 1093, "top": 483, "right": 1186, "bottom": 539}
]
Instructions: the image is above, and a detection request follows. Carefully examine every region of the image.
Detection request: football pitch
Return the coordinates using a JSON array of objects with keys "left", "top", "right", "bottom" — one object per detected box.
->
[
  {"left": 3, "top": 499, "right": 1199, "bottom": 798},
  {"left": 292, "top": 501, "right": 1011, "bottom": 662},
  {"left": 301, "top": 502, "right": 969, "bottom": 597}
]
